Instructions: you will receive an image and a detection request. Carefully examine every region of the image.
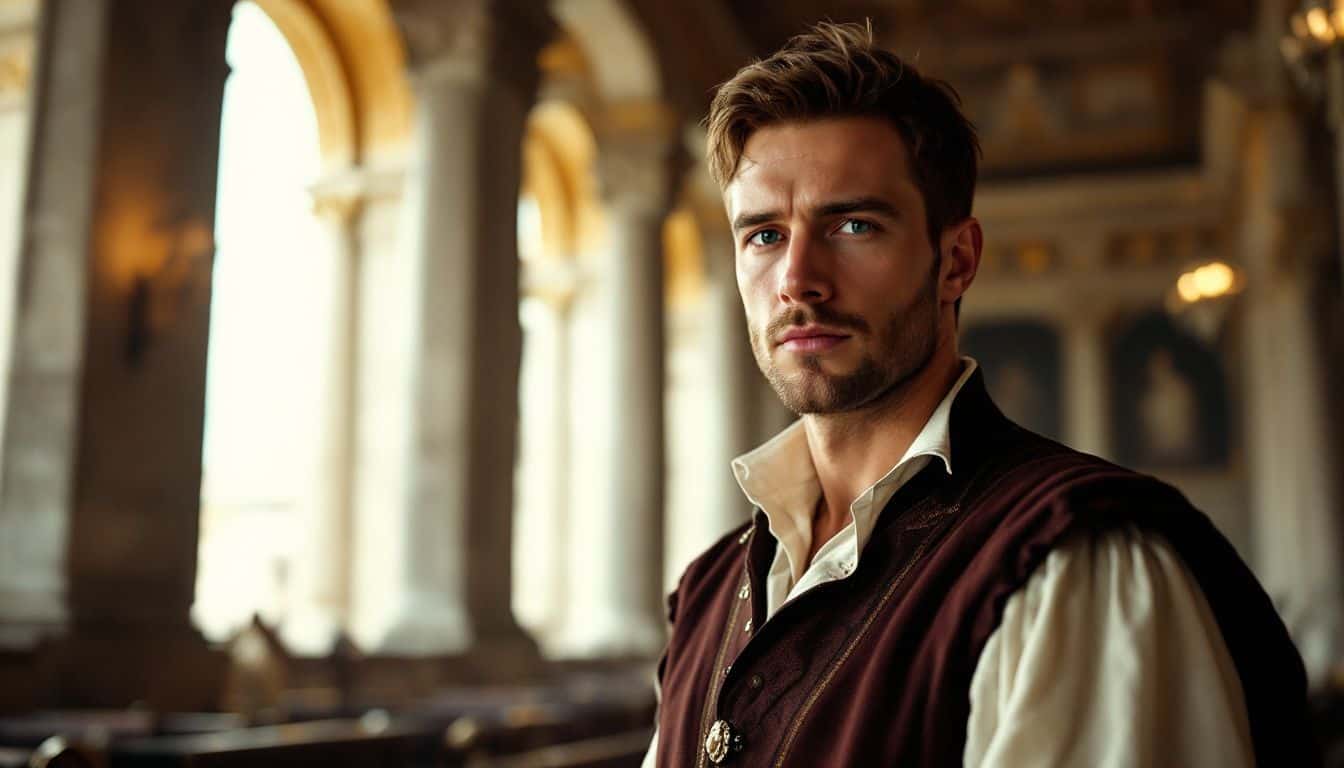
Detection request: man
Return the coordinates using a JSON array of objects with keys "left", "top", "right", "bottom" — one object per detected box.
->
[{"left": 642, "top": 21, "right": 1317, "bottom": 768}]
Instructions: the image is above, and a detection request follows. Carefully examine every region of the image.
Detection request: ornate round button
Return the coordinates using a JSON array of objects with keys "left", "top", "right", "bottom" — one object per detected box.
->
[{"left": 705, "top": 719, "right": 734, "bottom": 764}]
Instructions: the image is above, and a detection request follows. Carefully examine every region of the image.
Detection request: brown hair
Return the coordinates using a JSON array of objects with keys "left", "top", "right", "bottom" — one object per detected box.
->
[{"left": 706, "top": 21, "right": 980, "bottom": 249}]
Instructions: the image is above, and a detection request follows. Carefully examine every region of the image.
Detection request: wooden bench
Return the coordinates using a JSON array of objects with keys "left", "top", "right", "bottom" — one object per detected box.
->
[
  {"left": 106, "top": 718, "right": 441, "bottom": 768},
  {"left": 0, "top": 737, "right": 101, "bottom": 768},
  {"left": 464, "top": 728, "right": 651, "bottom": 768}
]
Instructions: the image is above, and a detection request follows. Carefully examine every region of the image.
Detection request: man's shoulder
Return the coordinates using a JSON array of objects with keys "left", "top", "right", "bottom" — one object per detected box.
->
[
  {"left": 667, "top": 519, "right": 755, "bottom": 609},
  {"left": 983, "top": 423, "right": 1144, "bottom": 492},
  {"left": 683, "top": 519, "right": 754, "bottom": 577},
  {"left": 970, "top": 423, "right": 1194, "bottom": 532}
]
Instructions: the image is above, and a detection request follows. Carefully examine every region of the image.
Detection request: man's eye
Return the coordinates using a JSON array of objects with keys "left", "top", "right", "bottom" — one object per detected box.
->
[
  {"left": 837, "top": 219, "right": 874, "bottom": 235},
  {"left": 747, "top": 229, "right": 784, "bottom": 247}
]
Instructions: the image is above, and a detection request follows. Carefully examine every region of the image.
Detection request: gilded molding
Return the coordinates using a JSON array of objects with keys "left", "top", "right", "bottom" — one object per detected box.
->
[
  {"left": 253, "top": 0, "right": 356, "bottom": 169},
  {"left": 391, "top": 0, "right": 553, "bottom": 96},
  {"left": 0, "top": 38, "right": 32, "bottom": 102}
]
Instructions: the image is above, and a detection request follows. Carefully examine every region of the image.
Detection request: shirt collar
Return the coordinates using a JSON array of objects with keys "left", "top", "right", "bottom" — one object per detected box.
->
[{"left": 731, "top": 357, "right": 979, "bottom": 564}]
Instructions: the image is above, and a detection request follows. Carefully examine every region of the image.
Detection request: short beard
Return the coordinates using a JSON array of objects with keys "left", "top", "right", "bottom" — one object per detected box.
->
[{"left": 752, "top": 269, "right": 941, "bottom": 416}]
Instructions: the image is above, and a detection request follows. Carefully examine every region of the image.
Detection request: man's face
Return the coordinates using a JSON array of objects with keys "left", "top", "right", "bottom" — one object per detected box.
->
[{"left": 725, "top": 117, "right": 944, "bottom": 415}]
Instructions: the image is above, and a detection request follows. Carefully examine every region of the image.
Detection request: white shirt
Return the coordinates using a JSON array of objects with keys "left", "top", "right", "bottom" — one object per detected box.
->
[{"left": 643, "top": 358, "right": 1253, "bottom": 767}]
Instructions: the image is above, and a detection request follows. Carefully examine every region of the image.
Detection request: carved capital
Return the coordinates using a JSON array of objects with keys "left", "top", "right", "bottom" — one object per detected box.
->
[
  {"left": 595, "top": 100, "right": 685, "bottom": 215},
  {"left": 391, "top": 0, "right": 554, "bottom": 97}
]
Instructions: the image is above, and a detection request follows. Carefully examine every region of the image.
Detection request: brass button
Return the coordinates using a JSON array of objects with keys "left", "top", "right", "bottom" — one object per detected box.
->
[
  {"left": 749, "top": 674, "right": 763, "bottom": 689},
  {"left": 738, "top": 529, "right": 751, "bottom": 544},
  {"left": 738, "top": 584, "right": 750, "bottom": 600},
  {"left": 743, "top": 618, "right": 752, "bottom": 634},
  {"left": 705, "top": 720, "right": 734, "bottom": 764}
]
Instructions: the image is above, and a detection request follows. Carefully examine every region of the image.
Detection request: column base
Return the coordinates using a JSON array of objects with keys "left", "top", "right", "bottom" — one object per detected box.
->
[
  {"left": 0, "top": 639, "right": 62, "bottom": 713},
  {"left": 552, "top": 610, "right": 665, "bottom": 659},
  {"left": 279, "top": 606, "right": 343, "bottom": 657},
  {"left": 374, "top": 593, "right": 472, "bottom": 657},
  {"left": 53, "top": 621, "right": 226, "bottom": 710},
  {"left": 0, "top": 588, "right": 66, "bottom": 650},
  {"left": 458, "top": 622, "right": 543, "bottom": 681}
]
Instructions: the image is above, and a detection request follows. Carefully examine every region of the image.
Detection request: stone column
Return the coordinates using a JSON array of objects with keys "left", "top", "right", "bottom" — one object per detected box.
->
[
  {"left": 281, "top": 192, "right": 360, "bottom": 656},
  {"left": 570, "top": 111, "right": 678, "bottom": 656},
  {"left": 1239, "top": 106, "right": 1344, "bottom": 685},
  {"left": 377, "top": 0, "right": 549, "bottom": 663},
  {"left": 0, "top": 0, "right": 103, "bottom": 652},
  {"left": 701, "top": 225, "right": 755, "bottom": 539},
  {"left": 512, "top": 288, "right": 574, "bottom": 645},
  {"left": 1062, "top": 317, "right": 1109, "bottom": 458},
  {"left": 1061, "top": 235, "right": 1111, "bottom": 458},
  {"left": 0, "top": 2, "right": 38, "bottom": 487},
  {"left": 52, "top": 0, "right": 232, "bottom": 709}
]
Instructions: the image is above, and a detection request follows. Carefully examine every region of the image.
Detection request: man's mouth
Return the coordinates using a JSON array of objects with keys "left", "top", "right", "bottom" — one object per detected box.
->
[{"left": 776, "top": 326, "right": 851, "bottom": 353}]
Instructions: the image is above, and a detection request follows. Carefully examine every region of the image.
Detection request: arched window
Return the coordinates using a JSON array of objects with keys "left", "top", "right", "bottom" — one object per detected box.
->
[{"left": 193, "top": 1, "right": 326, "bottom": 642}]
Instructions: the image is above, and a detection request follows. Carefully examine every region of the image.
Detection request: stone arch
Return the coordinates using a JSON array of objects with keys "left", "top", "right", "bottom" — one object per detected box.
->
[
  {"left": 250, "top": 0, "right": 355, "bottom": 169},
  {"left": 254, "top": 0, "right": 414, "bottom": 167},
  {"left": 524, "top": 100, "right": 601, "bottom": 260},
  {"left": 551, "top": 0, "right": 661, "bottom": 103}
]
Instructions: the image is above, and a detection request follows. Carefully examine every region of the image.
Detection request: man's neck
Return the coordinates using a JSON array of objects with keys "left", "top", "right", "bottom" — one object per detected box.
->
[{"left": 801, "top": 344, "right": 962, "bottom": 539}]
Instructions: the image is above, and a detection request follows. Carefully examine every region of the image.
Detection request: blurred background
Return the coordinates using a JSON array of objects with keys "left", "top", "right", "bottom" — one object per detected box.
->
[{"left": 0, "top": 0, "right": 1342, "bottom": 765}]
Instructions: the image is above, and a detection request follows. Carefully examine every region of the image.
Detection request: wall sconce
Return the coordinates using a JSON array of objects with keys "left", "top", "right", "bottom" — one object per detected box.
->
[
  {"left": 126, "top": 217, "right": 214, "bottom": 366},
  {"left": 1166, "top": 260, "right": 1246, "bottom": 342},
  {"left": 1281, "top": 2, "right": 1344, "bottom": 101}
]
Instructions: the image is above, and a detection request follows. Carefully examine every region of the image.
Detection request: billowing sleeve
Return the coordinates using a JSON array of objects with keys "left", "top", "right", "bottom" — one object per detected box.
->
[
  {"left": 640, "top": 730, "right": 658, "bottom": 768},
  {"left": 964, "top": 525, "right": 1254, "bottom": 767}
]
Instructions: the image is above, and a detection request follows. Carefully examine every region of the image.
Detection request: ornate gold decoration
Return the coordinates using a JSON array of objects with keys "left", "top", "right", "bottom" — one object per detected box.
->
[
  {"left": 290, "top": 0, "right": 413, "bottom": 160},
  {"left": 252, "top": 0, "right": 355, "bottom": 169},
  {"left": 705, "top": 719, "right": 733, "bottom": 764},
  {"left": 0, "top": 41, "right": 32, "bottom": 100}
]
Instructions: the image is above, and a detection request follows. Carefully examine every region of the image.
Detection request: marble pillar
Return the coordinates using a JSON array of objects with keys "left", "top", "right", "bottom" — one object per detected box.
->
[
  {"left": 376, "top": 0, "right": 549, "bottom": 663},
  {"left": 59, "top": 0, "right": 232, "bottom": 708},
  {"left": 570, "top": 120, "right": 677, "bottom": 656},
  {"left": 0, "top": 2, "right": 37, "bottom": 492},
  {"left": 512, "top": 292, "right": 573, "bottom": 646},
  {"left": 1061, "top": 235, "right": 1111, "bottom": 459},
  {"left": 701, "top": 226, "right": 755, "bottom": 540},
  {"left": 281, "top": 193, "right": 360, "bottom": 656},
  {"left": 1239, "top": 106, "right": 1344, "bottom": 685},
  {"left": 1062, "top": 317, "right": 1109, "bottom": 458},
  {"left": 0, "top": 0, "right": 102, "bottom": 652}
]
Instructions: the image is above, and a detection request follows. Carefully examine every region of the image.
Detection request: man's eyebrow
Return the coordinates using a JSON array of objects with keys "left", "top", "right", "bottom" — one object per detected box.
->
[
  {"left": 731, "top": 197, "right": 900, "bottom": 233},
  {"left": 731, "top": 210, "right": 782, "bottom": 233},
  {"left": 813, "top": 197, "right": 899, "bottom": 218}
]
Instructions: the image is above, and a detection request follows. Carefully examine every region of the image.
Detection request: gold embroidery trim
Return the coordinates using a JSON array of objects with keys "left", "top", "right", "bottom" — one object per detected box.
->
[
  {"left": 772, "top": 502, "right": 962, "bottom": 767},
  {"left": 696, "top": 528, "right": 753, "bottom": 768}
]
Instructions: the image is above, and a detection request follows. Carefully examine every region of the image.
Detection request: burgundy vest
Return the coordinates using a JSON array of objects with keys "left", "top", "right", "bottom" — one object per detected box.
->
[{"left": 655, "top": 371, "right": 1316, "bottom": 767}]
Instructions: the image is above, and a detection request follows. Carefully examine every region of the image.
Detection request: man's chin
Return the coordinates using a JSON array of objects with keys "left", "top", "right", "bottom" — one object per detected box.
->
[
  {"left": 774, "top": 352, "right": 862, "bottom": 378},
  {"left": 770, "top": 372, "right": 861, "bottom": 415}
]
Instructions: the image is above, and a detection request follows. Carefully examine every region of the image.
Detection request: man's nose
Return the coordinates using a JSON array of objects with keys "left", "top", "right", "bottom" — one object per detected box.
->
[{"left": 778, "top": 234, "right": 833, "bottom": 305}]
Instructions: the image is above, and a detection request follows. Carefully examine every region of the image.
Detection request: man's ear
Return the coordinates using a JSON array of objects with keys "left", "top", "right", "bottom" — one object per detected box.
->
[{"left": 938, "top": 217, "right": 982, "bottom": 307}]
